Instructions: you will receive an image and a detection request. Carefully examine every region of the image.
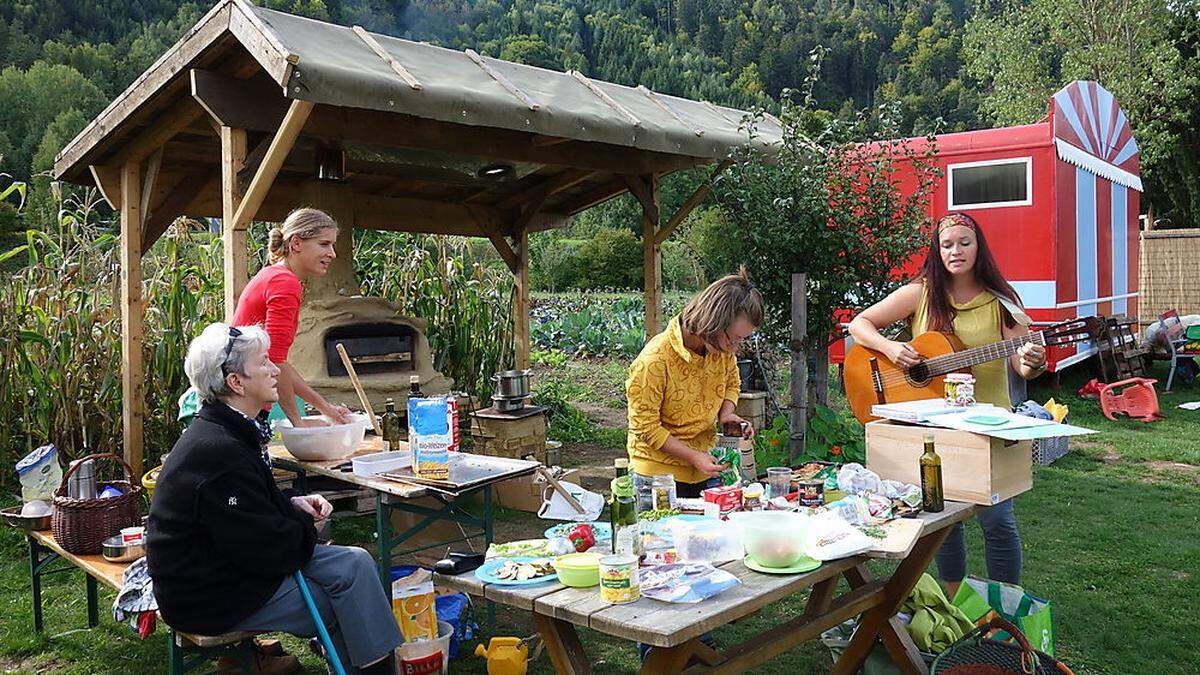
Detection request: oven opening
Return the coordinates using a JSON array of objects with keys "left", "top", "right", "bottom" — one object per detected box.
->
[{"left": 324, "top": 322, "right": 416, "bottom": 376}]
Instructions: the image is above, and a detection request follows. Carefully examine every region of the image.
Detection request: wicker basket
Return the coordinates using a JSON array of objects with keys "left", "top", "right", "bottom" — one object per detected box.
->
[
  {"left": 932, "top": 617, "right": 1073, "bottom": 675},
  {"left": 51, "top": 453, "right": 143, "bottom": 555}
]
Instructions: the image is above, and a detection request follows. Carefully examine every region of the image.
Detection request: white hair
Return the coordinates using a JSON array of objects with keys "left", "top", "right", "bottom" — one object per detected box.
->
[{"left": 184, "top": 323, "right": 270, "bottom": 402}]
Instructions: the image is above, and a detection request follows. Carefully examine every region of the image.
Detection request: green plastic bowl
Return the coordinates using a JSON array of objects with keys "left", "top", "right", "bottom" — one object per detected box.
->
[{"left": 552, "top": 552, "right": 601, "bottom": 587}]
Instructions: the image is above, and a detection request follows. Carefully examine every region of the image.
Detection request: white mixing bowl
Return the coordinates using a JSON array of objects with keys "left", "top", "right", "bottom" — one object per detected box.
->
[{"left": 276, "top": 413, "right": 369, "bottom": 461}]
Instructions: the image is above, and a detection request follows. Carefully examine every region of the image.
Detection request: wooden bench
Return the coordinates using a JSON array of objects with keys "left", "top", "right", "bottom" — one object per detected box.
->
[{"left": 26, "top": 530, "right": 262, "bottom": 674}]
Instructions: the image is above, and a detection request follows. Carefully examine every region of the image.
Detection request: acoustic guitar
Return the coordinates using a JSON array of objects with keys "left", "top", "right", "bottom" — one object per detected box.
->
[{"left": 844, "top": 317, "right": 1102, "bottom": 423}]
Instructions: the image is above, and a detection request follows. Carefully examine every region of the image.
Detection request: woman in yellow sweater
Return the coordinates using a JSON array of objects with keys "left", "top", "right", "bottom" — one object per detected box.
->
[
  {"left": 626, "top": 269, "right": 764, "bottom": 499},
  {"left": 847, "top": 212, "right": 1047, "bottom": 596}
]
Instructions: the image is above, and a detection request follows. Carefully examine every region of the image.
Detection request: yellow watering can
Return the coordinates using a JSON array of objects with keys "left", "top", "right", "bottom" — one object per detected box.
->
[{"left": 474, "top": 636, "right": 529, "bottom": 675}]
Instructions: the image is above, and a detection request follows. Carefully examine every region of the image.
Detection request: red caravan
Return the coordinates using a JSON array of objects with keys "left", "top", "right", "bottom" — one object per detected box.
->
[{"left": 832, "top": 80, "right": 1142, "bottom": 372}]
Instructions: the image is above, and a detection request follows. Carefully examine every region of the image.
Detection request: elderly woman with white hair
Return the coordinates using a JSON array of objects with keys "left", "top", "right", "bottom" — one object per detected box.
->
[{"left": 147, "top": 323, "right": 401, "bottom": 675}]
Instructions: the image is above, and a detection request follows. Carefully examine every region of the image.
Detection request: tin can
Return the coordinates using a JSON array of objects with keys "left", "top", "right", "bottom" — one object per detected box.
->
[
  {"left": 797, "top": 479, "right": 825, "bottom": 508},
  {"left": 944, "top": 373, "right": 976, "bottom": 406},
  {"left": 598, "top": 555, "right": 640, "bottom": 604}
]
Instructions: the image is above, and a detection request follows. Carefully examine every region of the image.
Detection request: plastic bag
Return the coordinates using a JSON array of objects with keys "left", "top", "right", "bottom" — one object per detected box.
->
[
  {"left": 537, "top": 481, "right": 605, "bottom": 522},
  {"left": 672, "top": 519, "right": 743, "bottom": 563},
  {"left": 640, "top": 562, "right": 741, "bottom": 603},
  {"left": 708, "top": 446, "right": 741, "bottom": 486},
  {"left": 805, "top": 512, "right": 874, "bottom": 561},
  {"left": 391, "top": 568, "right": 438, "bottom": 642},
  {"left": 16, "top": 444, "right": 62, "bottom": 504}
]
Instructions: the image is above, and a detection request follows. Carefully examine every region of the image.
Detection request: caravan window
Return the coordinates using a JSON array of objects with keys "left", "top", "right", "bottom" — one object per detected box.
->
[{"left": 948, "top": 158, "right": 1031, "bottom": 209}]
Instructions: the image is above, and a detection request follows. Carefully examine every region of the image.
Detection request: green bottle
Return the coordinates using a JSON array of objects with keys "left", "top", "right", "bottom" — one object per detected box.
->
[
  {"left": 610, "top": 474, "right": 639, "bottom": 556},
  {"left": 920, "top": 434, "right": 944, "bottom": 513},
  {"left": 381, "top": 398, "right": 401, "bottom": 452}
]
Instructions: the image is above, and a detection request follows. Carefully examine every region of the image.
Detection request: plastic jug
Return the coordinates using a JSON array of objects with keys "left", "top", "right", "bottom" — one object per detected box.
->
[{"left": 474, "top": 636, "right": 528, "bottom": 675}]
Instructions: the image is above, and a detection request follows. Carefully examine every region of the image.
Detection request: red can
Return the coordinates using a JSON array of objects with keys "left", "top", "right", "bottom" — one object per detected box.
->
[{"left": 702, "top": 485, "right": 744, "bottom": 515}]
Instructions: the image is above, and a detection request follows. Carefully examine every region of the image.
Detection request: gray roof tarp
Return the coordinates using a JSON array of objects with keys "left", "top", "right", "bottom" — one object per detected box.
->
[{"left": 251, "top": 5, "right": 780, "bottom": 160}]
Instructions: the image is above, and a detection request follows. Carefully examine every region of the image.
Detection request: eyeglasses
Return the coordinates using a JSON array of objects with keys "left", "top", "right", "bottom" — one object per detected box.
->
[{"left": 220, "top": 326, "right": 243, "bottom": 376}]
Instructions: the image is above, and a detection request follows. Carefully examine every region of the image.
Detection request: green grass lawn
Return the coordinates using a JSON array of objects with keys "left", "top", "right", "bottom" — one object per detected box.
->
[{"left": 1, "top": 361, "right": 1198, "bottom": 673}]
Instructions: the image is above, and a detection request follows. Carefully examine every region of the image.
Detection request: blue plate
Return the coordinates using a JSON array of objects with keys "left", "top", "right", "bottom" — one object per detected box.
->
[
  {"left": 475, "top": 556, "right": 559, "bottom": 586},
  {"left": 543, "top": 521, "right": 612, "bottom": 541}
]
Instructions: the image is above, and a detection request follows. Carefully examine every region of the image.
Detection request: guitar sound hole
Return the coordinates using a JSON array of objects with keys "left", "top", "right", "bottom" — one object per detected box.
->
[{"left": 907, "top": 362, "right": 931, "bottom": 386}]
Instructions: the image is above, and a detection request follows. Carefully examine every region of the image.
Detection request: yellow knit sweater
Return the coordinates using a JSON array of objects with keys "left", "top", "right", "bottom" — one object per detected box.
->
[{"left": 625, "top": 317, "right": 741, "bottom": 484}]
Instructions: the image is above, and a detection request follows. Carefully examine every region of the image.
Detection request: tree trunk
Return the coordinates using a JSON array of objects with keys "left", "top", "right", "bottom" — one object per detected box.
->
[{"left": 790, "top": 273, "right": 807, "bottom": 462}]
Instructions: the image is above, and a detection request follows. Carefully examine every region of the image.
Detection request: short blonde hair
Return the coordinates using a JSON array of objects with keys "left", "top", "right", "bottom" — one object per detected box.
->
[
  {"left": 680, "top": 267, "right": 763, "bottom": 350},
  {"left": 267, "top": 207, "right": 338, "bottom": 263}
]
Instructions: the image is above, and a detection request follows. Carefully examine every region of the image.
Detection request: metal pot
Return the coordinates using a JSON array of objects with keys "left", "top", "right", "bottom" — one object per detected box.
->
[
  {"left": 101, "top": 535, "right": 146, "bottom": 563},
  {"left": 492, "top": 369, "right": 532, "bottom": 398}
]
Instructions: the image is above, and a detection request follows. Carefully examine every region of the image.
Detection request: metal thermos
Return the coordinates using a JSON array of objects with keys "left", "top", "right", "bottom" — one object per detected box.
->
[{"left": 67, "top": 459, "right": 97, "bottom": 500}]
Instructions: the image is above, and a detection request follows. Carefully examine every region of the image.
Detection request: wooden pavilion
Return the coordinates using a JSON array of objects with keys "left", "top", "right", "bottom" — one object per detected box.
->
[{"left": 53, "top": 0, "right": 781, "bottom": 473}]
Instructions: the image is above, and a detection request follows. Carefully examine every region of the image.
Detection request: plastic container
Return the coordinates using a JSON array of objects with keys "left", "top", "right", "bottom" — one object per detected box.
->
[
  {"left": 672, "top": 519, "right": 744, "bottom": 563},
  {"left": 276, "top": 413, "right": 370, "bottom": 461},
  {"left": 352, "top": 450, "right": 411, "bottom": 477},
  {"left": 552, "top": 552, "right": 601, "bottom": 587},
  {"left": 731, "top": 510, "right": 810, "bottom": 568},
  {"left": 397, "top": 620, "right": 452, "bottom": 675}
]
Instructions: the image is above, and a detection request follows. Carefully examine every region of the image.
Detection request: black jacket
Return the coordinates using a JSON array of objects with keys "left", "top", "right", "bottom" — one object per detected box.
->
[{"left": 147, "top": 401, "right": 316, "bottom": 635}]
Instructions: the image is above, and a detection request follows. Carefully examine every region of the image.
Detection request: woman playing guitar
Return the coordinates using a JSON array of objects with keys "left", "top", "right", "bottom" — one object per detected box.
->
[{"left": 847, "top": 211, "right": 1047, "bottom": 597}]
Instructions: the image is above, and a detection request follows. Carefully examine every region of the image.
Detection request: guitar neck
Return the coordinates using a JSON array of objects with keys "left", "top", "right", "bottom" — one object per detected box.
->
[{"left": 925, "top": 332, "right": 1044, "bottom": 377}]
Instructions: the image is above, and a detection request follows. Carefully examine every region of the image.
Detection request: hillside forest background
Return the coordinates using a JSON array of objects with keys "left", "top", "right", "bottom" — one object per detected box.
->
[{"left": 1, "top": 0, "right": 1198, "bottom": 291}]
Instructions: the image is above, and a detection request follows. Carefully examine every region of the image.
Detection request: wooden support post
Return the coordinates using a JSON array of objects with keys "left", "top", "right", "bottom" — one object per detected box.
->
[
  {"left": 790, "top": 273, "right": 807, "bottom": 462},
  {"left": 120, "top": 161, "right": 145, "bottom": 477},
  {"left": 230, "top": 99, "right": 313, "bottom": 232},
  {"left": 654, "top": 159, "right": 731, "bottom": 246},
  {"left": 515, "top": 227, "right": 531, "bottom": 369},
  {"left": 221, "top": 126, "right": 248, "bottom": 319},
  {"left": 814, "top": 343, "right": 830, "bottom": 409},
  {"left": 639, "top": 175, "right": 663, "bottom": 338}
]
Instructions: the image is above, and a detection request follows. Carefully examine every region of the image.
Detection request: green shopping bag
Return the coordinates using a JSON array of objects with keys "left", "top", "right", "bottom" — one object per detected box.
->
[{"left": 951, "top": 576, "right": 1055, "bottom": 656}]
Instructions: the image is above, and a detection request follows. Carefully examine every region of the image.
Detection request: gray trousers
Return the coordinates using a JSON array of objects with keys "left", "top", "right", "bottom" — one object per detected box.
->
[
  {"left": 935, "top": 498, "right": 1022, "bottom": 584},
  {"left": 231, "top": 545, "right": 402, "bottom": 673}
]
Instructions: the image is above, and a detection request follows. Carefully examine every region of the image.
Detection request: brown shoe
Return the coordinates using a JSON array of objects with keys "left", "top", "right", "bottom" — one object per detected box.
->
[{"left": 216, "top": 652, "right": 301, "bottom": 675}]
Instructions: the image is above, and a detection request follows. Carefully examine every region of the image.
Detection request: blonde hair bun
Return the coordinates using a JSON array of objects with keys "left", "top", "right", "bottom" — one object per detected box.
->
[{"left": 268, "top": 208, "right": 338, "bottom": 263}]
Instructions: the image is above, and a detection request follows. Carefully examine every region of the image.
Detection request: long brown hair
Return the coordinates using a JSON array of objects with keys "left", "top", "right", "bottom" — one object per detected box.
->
[
  {"left": 917, "top": 212, "right": 1022, "bottom": 333},
  {"left": 681, "top": 266, "right": 764, "bottom": 351}
]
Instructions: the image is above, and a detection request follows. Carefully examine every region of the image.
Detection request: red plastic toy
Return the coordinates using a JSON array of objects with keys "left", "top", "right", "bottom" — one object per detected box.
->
[{"left": 1098, "top": 378, "right": 1164, "bottom": 423}]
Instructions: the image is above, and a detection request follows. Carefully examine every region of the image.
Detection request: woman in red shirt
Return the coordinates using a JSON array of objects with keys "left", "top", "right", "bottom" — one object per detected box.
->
[{"left": 233, "top": 207, "right": 351, "bottom": 427}]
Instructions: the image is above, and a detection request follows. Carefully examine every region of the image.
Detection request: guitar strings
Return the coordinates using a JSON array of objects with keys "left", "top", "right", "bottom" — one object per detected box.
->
[{"left": 872, "top": 332, "right": 1045, "bottom": 387}]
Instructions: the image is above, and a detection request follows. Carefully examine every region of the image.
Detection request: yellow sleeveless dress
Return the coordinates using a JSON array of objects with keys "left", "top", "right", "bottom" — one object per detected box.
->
[{"left": 912, "top": 285, "right": 1011, "bottom": 409}]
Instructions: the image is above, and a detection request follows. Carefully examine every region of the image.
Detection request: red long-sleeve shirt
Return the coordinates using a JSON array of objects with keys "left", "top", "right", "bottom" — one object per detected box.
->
[{"left": 232, "top": 265, "right": 303, "bottom": 364}]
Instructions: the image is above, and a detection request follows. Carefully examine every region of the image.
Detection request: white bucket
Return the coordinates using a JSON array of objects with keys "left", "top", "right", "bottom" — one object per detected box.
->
[{"left": 396, "top": 619, "right": 452, "bottom": 674}]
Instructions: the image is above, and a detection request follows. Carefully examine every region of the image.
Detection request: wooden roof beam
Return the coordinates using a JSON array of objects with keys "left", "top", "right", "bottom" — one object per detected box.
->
[
  {"left": 89, "top": 164, "right": 122, "bottom": 210},
  {"left": 352, "top": 26, "right": 422, "bottom": 90},
  {"left": 466, "top": 49, "right": 539, "bottom": 111},
  {"left": 654, "top": 159, "right": 731, "bottom": 245},
  {"left": 621, "top": 174, "right": 659, "bottom": 223},
  {"left": 570, "top": 70, "right": 640, "bottom": 127},
  {"left": 496, "top": 169, "right": 595, "bottom": 211},
  {"left": 230, "top": 99, "right": 313, "bottom": 231},
  {"left": 556, "top": 178, "right": 629, "bottom": 215},
  {"left": 191, "top": 69, "right": 290, "bottom": 131}
]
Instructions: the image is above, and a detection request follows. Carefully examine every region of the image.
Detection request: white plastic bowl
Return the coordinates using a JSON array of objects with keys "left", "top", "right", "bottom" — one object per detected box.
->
[
  {"left": 730, "top": 510, "right": 810, "bottom": 568},
  {"left": 276, "top": 413, "right": 369, "bottom": 461}
]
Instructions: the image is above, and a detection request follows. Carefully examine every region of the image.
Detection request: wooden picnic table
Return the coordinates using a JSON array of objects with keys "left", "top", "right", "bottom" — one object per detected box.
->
[
  {"left": 269, "top": 437, "right": 538, "bottom": 583},
  {"left": 436, "top": 501, "right": 976, "bottom": 674}
]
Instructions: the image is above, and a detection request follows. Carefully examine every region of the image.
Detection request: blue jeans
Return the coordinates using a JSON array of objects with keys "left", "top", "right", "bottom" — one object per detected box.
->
[
  {"left": 935, "top": 498, "right": 1022, "bottom": 584},
  {"left": 231, "top": 545, "right": 402, "bottom": 673}
]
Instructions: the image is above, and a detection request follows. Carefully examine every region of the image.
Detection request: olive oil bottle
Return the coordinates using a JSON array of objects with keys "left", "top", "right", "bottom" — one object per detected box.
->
[
  {"left": 919, "top": 433, "right": 944, "bottom": 513},
  {"left": 381, "top": 398, "right": 401, "bottom": 452}
]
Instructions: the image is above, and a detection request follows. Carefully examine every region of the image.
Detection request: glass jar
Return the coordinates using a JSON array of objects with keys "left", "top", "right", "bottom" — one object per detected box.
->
[
  {"left": 944, "top": 373, "right": 976, "bottom": 406},
  {"left": 650, "top": 474, "right": 677, "bottom": 511}
]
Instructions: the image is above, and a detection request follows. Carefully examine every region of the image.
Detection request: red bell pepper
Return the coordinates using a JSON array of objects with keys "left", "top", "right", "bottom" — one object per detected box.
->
[{"left": 566, "top": 524, "right": 596, "bottom": 552}]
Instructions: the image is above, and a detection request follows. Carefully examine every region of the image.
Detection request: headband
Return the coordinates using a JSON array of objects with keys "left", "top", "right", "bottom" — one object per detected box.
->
[{"left": 937, "top": 213, "right": 976, "bottom": 231}]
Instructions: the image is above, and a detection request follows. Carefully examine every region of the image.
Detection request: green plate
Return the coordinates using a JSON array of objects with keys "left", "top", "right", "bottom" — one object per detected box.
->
[
  {"left": 743, "top": 554, "right": 822, "bottom": 575},
  {"left": 963, "top": 414, "right": 1009, "bottom": 426}
]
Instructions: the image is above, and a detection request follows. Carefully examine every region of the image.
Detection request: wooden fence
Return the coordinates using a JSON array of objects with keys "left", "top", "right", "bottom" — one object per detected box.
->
[{"left": 1139, "top": 228, "right": 1200, "bottom": 325}]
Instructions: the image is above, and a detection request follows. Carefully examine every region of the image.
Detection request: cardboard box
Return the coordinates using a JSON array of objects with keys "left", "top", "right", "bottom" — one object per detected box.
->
[
  {"left": 865, "top": 420, "right": 1032, "bottom": 506},
  {"left": 492, "top": 468, "right": 579, "bottom": 513}
]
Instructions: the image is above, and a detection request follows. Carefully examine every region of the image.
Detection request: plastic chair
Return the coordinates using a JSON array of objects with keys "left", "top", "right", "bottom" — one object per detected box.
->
[
  {"left": 1156, "top": 310, "right": 1200, "bottom": 391},
  {"left": 1098, "top": 378, "right": 1164, "bottom": 423},
  {"left": 293, "top": 571, "right": 347, "bottom": 675}
]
